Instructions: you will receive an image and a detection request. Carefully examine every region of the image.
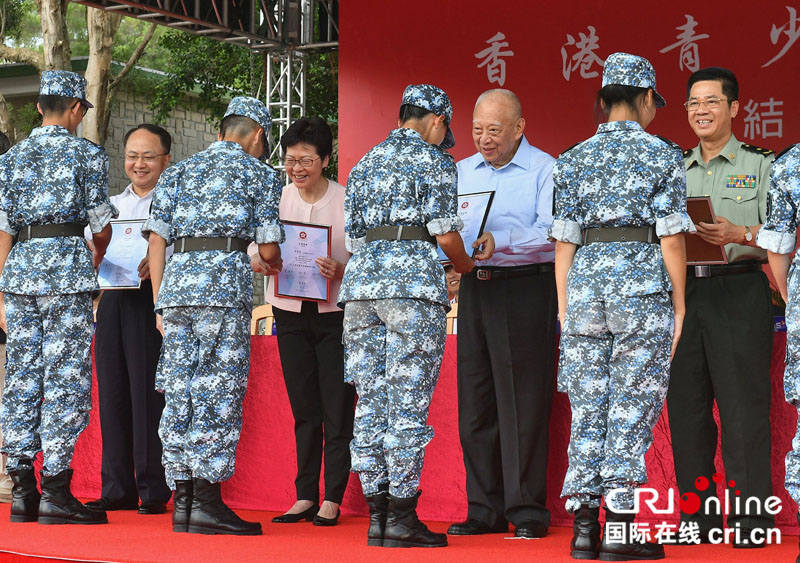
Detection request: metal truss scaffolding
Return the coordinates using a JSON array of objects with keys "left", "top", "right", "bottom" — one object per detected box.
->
[{"left": 75, "top": 0, "right": 338, "bottom": 158}]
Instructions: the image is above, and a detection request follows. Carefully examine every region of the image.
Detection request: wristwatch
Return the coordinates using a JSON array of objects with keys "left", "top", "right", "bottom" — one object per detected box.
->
[{"left": 744, "top": 225, "right": 753, "bottom": 242}]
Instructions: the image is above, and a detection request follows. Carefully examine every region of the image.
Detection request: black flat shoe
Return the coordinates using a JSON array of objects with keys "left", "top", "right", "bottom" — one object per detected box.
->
[
  {"left": 138, "top": 501, "right": 167, "bottom": 515},
  {"left": 84, "top": 497, "right": 139, "bottom": 511},
  {"left": 448, "top": 517, "right": 507, "bottom": 535},
  {"left": 313, "top": 508, "right": 340, "bottom": 526},
  {"left": 272, "top": 504, "right": 318, "bottom": 523},
  {"left": 514, "top": 520, "right": 548, "bottom": 538}
]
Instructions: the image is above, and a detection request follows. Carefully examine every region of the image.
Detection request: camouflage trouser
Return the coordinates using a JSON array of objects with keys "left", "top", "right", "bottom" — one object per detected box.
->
[
  {"left": 157, "top": 306, "right": 250, "bottom": 486},
  {"left": 343, "top": 298, "right": 446, "bottom": 498},
  {"left": 559, "top": 292, "right": 672, "bottom": 512},
  {"left": 0, "top": 292, "right": 93, "bottom": 475}
]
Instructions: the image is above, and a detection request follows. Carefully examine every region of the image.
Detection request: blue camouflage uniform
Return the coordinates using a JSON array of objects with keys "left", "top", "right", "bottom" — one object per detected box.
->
[
  {"left": 142, "top": 96, "right": 283, "bottom": 487},
  {"left": 550, "top": 54, "right": 694, "bottom": 513},
  {"left": 340, "top": 84, "right": 461, "bottom": 499},
  {"left": 0, "top": 70, "right": 115, "bottom": 476},
  {"left": 756, "top": 143, "right": 800, "bottom": 508}
]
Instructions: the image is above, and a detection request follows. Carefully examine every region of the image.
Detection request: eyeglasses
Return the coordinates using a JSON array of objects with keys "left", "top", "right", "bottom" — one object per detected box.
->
[
  {"left": 125, "top": 152, "right": 167, "bottom": 163},
  {"left": 283, "top": 156, "right": 320, "bottom": 168},
  {"left": 684, "top": 97, "right": 729, "bottom": 111},
  {"left": 73, "top": 101, "right": 89, "bottom": 117}
]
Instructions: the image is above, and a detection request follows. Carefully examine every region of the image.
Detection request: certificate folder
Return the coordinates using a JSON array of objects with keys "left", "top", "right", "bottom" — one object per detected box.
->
[
  {"left": 275, "top": 220, "right": 332, "bottom": 302},
  {"left": 685, "top": 196, "right": 728, "bottom": 265}
]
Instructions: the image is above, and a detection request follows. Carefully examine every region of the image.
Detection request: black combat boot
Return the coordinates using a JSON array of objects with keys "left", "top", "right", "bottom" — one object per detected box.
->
[
  {"left": 383, "top": 491, "right": 447, "bottom": 548},
  {"left": 172, "top": 479, "right": 193, "bottom": 533},
  {"left": 38, "top": 469, "right": 108, "bottom": 525},
  {"left": 365, "top": 483, "right": 389, "bottom": 546},
  {"left": 187, "top": 478, "right": 261, "bottom": 535},
  {"left": 571, "top": 502, "right": 601, "bottom": 559},
  {"left": 599, "top": 506, "right": 664, "bottom": 561},
  {"left": 9, "top": 458, "right": 40, "bottom": 522}
]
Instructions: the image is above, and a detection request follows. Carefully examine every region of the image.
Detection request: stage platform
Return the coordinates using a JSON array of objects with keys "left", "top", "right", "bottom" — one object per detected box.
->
[{"left": 0, "top": 503, "right": 794, "bottom": 563}]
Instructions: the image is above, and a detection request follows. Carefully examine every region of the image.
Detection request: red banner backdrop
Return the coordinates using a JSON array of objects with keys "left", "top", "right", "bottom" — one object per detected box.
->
[{"left": 339, "top": 1, "right": 800, "bottom": 177}]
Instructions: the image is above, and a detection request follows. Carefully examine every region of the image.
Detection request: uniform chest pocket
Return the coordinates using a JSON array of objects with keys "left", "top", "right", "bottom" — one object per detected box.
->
[{"left": 720, "top": 188, "right": 758, "bottom": 205}]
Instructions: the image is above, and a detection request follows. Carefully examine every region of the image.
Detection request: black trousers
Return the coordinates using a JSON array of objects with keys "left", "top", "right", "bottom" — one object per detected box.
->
[
  {"left": 273, "top": 302, "right": 355, "bottom": 504},
  {"left": 95, "top": 280, "right": 171, "bottom": 503},
  {"left": 456, "top": 270, "right": 557, "bottom": 528},
  {"left": 667, "top": 271, "right": 774, "bottom": 530}
]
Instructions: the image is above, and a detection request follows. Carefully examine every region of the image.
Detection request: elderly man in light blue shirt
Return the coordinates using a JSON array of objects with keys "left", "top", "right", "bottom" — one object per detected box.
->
[{"left": 448, "top": 88, "right": 557, "bottom": 540}]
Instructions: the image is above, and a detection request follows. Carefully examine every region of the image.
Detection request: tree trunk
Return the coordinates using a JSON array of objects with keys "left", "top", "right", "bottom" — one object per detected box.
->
[
  {"left": 84, "top": 7, "right": 121, "bottom": 144},
  {"left": 37, "top": 0, "right": 71, "bottom": 70},
  {"left": 0, "top": 92, "right": 15, "bottom": 144}
]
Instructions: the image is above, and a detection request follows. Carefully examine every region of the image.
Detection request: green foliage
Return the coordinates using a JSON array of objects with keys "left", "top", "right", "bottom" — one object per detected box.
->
[
  {"left": 0, "top": 0, "right": 29, "bottom": 42},
  {"left": 149, "top": 31, "right": 254, "bottom": 125},
  {"left": 10, "top": 100, "right": 40, "bottom": 135}
]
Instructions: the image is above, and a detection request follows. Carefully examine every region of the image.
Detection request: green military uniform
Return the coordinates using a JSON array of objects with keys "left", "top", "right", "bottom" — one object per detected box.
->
[{"left": 668, "top": 133, "right": 775, "bottom": 535}]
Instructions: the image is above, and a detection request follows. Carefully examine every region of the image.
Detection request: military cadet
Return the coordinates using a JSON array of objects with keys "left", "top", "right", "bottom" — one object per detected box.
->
[
  {"left": 667, "top": 67, "right": 775, "bottom": 548},
  {"left": 143, "top": 96, "right": 283, "bottom": 536},
  {"left": 0, "top": 70, "right": 115, "bottom": 525},
  {"left": 551, "top": 53, "right": 690, "bottom": 560},
  {"left": 758, "top": 142, "right": 800, "bottom": 561},
  {"left": 340, "top": 84, "right": 474, "bottom": 548}
]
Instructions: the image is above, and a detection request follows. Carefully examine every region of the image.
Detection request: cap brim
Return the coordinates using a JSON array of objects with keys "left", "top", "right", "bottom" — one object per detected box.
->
[
  {"left": 654, "top": 91, "right": 666, "bottom": 108},
  {"left": 80, "top": 99, "right": 94, "bottom": 109},
  {"left": 440, "top": 127, "right": 455, "bottom": 150}
]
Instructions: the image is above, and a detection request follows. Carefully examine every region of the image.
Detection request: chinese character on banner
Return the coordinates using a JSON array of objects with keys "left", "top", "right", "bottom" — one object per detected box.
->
[
  {"left": 561, "top": 26, "right": 605, "bottom": 81},
  {"left": 630, "top": 523, "right": 652, "bottom": 544},
  {"left": 678, "top": 521, "right": 702, "bottom": 545},
  {"left": 743, "top": 98, "right": 784, "bottom": 140},
  {"left": 659, "top": 15, "right": 710, "bottom": 72},
  {"left": 605, "top": 521, "right": 628, "bottom": 544},
  {"left": 654, "top": 522, "right": 678, "bottom": 544},
  {"left": 475, "top": 32, "right": 514, "bottom": 86},
  {"left": 764, "top": 6, "right": 800, "bottom": 67}
]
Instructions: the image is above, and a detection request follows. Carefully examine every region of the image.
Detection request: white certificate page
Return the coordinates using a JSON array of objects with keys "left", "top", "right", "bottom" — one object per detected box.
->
[{"left": 97, "top": 220, "right": 148, "bottom": 289}]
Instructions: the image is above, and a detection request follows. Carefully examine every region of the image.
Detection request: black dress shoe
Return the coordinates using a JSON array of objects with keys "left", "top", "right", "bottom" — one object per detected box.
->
[
  {"left": 138, "top": 501, "right": 167, "bottom": 515},
  {"left": 514, "top": 520, "right": 548, "bottom": 538},
  {"left": 448, "top": 518, "right": 507, "bottom": 535},
  {"left": 733, "top": 528, "right": 767, "bottom": 549},
  {"left": 271, "top": 504, "right": 318, "bottom": 523},
  {"left": 313, "top": 508, "right": 340, "bottom": 526},
  {"left": 84, "top": 497, "right": 139, "bottom": 511}
]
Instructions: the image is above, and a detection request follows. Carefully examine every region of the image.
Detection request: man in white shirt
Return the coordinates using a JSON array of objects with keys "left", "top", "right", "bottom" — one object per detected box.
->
[
  {"left": 448, "top": 89, "right": 557, "bottom": 539},
  {"left": 85, "top": 124, "right": 173, "bottom": 514}
]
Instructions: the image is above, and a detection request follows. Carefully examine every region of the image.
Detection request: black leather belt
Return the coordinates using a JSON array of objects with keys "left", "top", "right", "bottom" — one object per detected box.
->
[
  {"left": 468, "top": 263, "right": 555, "bottom": 281},
  {"left": 688, "top": 261, "right": 763, "bottom": 278},
  {"left": 582, "top": 226, "right": 656, "bottom": 244},
  {"left": 365, "top": 225, "right": 436, "bottom": 245},
  {"left": 17, "top": 223, "right": 86, "bottom": 242},
  {"left": 174, "top": 236, "right": 250, "bottom": 253}
]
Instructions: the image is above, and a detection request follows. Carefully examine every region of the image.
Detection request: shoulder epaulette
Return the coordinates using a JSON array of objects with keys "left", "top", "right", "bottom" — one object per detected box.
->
[
  {"left": 683, "top": 148, "right": 692, "bottom": 157},
  {"left": 740, "top": 143, "right": 774, "bottom": 157},
  {"left": 775, "top": 143, "right": 798, "bottom": 160},
  {"left": 559, "top": 142, "right": 581, "bottom": 157},
  {"left": 654, "top": 134, "right": 682, "bottom": 152}
]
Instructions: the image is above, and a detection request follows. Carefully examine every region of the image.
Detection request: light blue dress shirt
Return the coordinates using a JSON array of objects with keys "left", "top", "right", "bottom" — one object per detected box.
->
[{"left": 457, "top": 135, "right": 555, "bottom": 266}]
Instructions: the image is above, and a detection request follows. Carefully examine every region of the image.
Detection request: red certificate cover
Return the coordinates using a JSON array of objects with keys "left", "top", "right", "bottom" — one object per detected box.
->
[{"left": 685, "top": 197, "right": 728, "bottom": 265}]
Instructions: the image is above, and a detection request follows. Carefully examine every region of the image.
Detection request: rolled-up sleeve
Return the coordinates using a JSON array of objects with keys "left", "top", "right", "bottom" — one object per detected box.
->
[
  {"left": 254, "top": 166, "right": 285, "bottom": 244},
  {"left": 757, "top": 156, "right": 799, "bottom": 254},
  {"left": 142, "top": 170, "right": 175, "bottom": 243},
  {"left": 653, "top": 149, "right": 696, "bottom": 237},
  {"left": 85, "top": 147, "right": 117, "bottom": 233},
  {"left": 550, "top": 158, "right": 583, "bottom": 244},
  {"left": 424, "top": 159, "right": 462, "bottom": 236}
]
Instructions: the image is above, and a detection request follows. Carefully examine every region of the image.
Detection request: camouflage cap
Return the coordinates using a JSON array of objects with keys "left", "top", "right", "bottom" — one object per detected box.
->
[
  {"left": 602, "top": 52, "right": 666, "bottom": 108},
  {"left": 224, "top": 96, "right": 272, "bottom": 136},
  {"left": 39, "top": 70, "right": 93, "bottom": 108},
  {"left": 401, "top": 84, "right": 455, "bottom": 149}
]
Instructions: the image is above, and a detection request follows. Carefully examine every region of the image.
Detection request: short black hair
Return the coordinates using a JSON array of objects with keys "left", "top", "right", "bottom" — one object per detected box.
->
[
  {"left": 0, "top": 132, "right": 10, "bottom": 155},
  {"left": 687, "top": 67, "right": 738, "bottom": 102},
  {"left": 123, "top": 123, "right": 172, "bottom": 154},
  {"left": 595, "top": 84, "right": 650, "bottom": 120},
  {"left": 38, "top": 94, "right": 76, "bottom": 116},
  {"left": 399, "top": 103, "right": 433, "bottom": 124},
  {"left": 280, "top": 117, "right": 333, "bottom": 159},
  {"left": 220, "top": 114, "right": 261, "bottom": 139}
]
